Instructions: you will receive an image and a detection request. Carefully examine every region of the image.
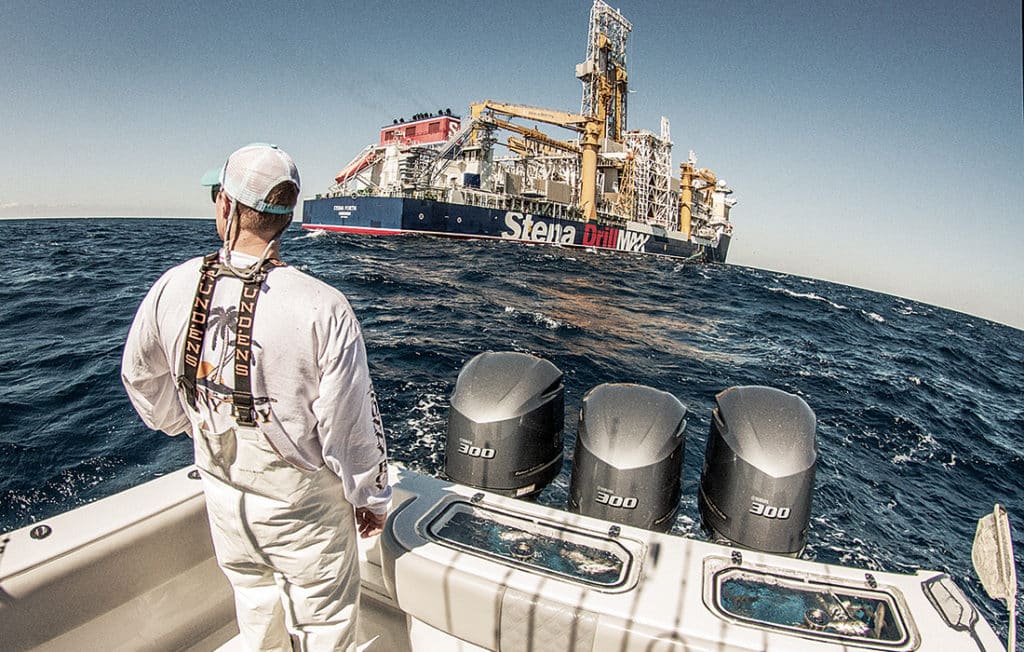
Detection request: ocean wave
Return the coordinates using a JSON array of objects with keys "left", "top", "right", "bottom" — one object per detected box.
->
[
  {"left": 501, "top": 305, "right": 566, "bottom": 331},
  {"left": 391, "top": 390, "right": 447, "bottom": 474},
  {"left": 892, "top": 429, "right": 937, "bottom": 464},
  {"left": 768, "top": 285, "right": 849, "bottom": 311},
  {"left": 0, "top": 456, "right": 125, "bottom": 525}
]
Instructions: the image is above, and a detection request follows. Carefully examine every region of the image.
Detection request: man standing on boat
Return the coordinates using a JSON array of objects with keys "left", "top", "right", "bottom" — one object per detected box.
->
[{"left": 122, "top": 143, "right": 391, "bottom": 651}]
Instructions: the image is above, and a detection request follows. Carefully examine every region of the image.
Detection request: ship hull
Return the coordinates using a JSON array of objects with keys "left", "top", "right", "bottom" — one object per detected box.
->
[{"left": 302, "top": 195, "right": 730, "bottom": 262}]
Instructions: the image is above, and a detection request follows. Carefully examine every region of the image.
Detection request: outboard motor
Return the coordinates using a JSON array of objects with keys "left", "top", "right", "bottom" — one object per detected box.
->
[
  {"left": 445, "top": 351, "right": 564, "bottom": 498},
  {"left": 699, "top": 386, "right": 817, "bottom": 556},
  {"left": 568, "top": 383, "right": 687, "bottom": 532}
]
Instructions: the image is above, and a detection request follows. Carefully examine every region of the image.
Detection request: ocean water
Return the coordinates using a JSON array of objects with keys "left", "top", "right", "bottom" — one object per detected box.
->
[{"left": 1, "top": 218, "right": 1021, "bottom": 638}]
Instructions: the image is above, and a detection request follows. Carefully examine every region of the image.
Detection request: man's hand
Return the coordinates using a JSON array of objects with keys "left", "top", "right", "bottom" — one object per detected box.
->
[{"left": 355, "top": 507, "right": 387, "bottom": 538}]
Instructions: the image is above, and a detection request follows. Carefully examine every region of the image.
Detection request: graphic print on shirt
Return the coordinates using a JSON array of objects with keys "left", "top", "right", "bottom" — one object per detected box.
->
[
  {"left": 194, "top": 304, "right": 276, "bottom": 422},
  {"left": 369, "top": 385, "right": 388, "bottom": 491}
]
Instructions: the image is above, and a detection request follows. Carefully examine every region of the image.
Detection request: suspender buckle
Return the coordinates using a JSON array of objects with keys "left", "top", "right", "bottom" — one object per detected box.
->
[
  {"left": 234, "top": 391, "right": 257, "bottom": 427},
  {"left": 178, "top": 375, "right": 198, "bottom": 408}
]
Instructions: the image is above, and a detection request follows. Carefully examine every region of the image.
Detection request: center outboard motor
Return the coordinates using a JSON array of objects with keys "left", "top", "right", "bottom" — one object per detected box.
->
[
  {"left": 569, "top": 383, "right": 687, "bottom": 532},
  {"left": 699, "top": 386, "right": 817, "bottom": 556},
  {"left": 445, "top": 351, "right": 564, "bottom": 498}
]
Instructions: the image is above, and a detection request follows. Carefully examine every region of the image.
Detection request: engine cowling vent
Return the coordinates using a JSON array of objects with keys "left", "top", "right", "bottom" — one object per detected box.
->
[
  {"left": 698, "top": 386, "right": 817, "bottom": 556},
  {"left": 568, "top": 383, "right": 687, "bottom": 532},
  {"left": 445, "top": 351, "right": 564, "bottom": 498}
]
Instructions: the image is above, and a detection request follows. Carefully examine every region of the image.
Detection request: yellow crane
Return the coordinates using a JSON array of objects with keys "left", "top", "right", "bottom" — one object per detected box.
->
[
  {"left": 679, "top": 160, "right": 719, "bottom": 238},
  {"left": 470, "top": 100, "right": 604, "bottom": 220},
  {"left": 481, "top": 116, "right": 581, "bottom": 156}
]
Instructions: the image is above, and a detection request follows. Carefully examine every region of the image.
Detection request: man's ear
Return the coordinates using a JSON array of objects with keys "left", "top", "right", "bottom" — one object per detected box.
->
[
  {"left": 214, "top": 192, "right": 231, "bottom": 240},
  {"left": 218, "top": 193, "right": 231, "bottom": 221}
]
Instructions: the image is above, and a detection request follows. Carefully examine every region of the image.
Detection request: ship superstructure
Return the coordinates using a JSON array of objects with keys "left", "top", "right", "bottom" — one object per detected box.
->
[{"left": 303, "top": 0, "right": 736, "bottom": 261}]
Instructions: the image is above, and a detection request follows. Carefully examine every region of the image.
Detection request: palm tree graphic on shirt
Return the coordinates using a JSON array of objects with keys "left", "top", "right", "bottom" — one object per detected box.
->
[
  {"left": 195, "top": 306, "right": 273, "bottom": 418},
  {"left": 207, "top": 305, "right": 238, "bottom": 383}
]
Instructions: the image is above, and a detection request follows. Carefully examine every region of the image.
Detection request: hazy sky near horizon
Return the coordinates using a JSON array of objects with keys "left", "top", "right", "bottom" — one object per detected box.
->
[{"left": 2, "top": 1, "right": 1022, "bottom": 328}]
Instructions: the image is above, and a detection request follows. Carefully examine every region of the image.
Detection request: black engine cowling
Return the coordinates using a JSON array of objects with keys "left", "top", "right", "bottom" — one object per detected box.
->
[
  {"left": 445, "top": 351, "right": 564, "bottom": 497},
  {"left": 698, "top": 386, "right": 817, "bottom": 555},
  {"left": 568, "top": 383, "right": 687, "bottom": 532}
]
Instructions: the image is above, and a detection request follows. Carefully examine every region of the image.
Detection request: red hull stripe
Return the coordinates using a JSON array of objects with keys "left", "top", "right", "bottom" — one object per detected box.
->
[{"left": 301, "top": 224, "right": 403, "bottom": 236}]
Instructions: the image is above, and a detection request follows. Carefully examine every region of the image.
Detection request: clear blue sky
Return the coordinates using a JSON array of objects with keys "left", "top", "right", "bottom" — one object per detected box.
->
[{"left": 2, "top": 1, "right": 1022, "bottom": 328}]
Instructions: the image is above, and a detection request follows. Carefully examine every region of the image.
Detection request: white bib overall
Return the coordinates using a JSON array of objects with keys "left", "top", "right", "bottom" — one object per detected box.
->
[{"left": 193, "top": 423, "right": 360, "bottom": 652}]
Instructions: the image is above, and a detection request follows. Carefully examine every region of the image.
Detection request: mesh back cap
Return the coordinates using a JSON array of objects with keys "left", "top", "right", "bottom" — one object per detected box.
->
[{"left": 204, "top": 143, "right": 300, "bottom": 215}]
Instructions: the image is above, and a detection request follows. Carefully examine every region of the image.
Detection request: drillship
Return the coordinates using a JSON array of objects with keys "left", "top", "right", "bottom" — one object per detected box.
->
[{"left": 302, "top": 0, "right": 735, "bottom": 262}]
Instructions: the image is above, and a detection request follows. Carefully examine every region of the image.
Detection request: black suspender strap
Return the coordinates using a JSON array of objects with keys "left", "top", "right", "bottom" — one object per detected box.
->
[
  {"left": 178, "top": 253, "right": 285, "bottom": 427},
  {"left": 231, "top": 258, "right": 286, "bottom": 426},
  {"left": 179, "top": 253, "right": 220, "bottom": 409},
  {"left": 231, "top": 277, "right": 262, "bottom": 426}
]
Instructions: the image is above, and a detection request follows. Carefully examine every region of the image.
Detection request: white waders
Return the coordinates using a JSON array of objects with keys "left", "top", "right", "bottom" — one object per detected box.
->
[{"left": 193, "top": 424, "right": 359, "bottom": 652}]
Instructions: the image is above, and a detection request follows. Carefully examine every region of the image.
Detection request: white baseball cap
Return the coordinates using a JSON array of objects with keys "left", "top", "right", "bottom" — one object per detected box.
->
[{"left": 201, "top": 143, "right": 300, "bottom": 215}]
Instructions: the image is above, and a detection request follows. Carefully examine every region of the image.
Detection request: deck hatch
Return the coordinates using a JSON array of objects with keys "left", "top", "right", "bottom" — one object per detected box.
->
[
  {"left": 424, "top": 499, "right": 637, "bottom": 589},
  {"left": 710, "top": 565, "right": 914, "bottom": 648}
]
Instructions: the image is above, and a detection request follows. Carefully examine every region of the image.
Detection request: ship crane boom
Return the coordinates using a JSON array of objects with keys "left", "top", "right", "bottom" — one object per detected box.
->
[
  {"left": 471, "top": 101, "right": 602, "bottom": 220},
  {"left": 471, "top": 101, "right": 591, "bottom": 130},
  {"left": 482, "top": 116, "right": 581, "bottom": 155}
]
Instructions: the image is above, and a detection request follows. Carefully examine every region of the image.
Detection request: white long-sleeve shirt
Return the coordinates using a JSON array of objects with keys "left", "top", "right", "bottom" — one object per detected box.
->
[{"left": 122, "top": 251, "right": 391, "bottom": 514}]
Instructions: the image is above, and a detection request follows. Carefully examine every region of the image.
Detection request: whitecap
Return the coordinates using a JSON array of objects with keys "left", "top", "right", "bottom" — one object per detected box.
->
[
  {"left": 891, "top": 431, "right": 939, "bottom": 465},
  {"left": 768, "top": 286, "right": 848, "bottom": 311},
  {"left": 531, "top": 312, "right": 563, "bottom": 330},
  {"left": 498, "top": 305, "right": 561, "bottom": 329},
  {"left": 403, "top": 393, "right": 445, "bottom": 445}
]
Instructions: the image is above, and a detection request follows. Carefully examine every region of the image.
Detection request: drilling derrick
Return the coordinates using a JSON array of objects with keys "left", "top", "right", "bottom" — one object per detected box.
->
[
  {"left": 577, "top": 1, "right": 675, "bottom": 229},
  {"left": 576, "top": 0, "right": 632, "bottom": 142}
]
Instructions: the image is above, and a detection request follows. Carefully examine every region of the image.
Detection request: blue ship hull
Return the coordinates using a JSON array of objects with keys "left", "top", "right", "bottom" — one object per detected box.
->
[{"left": 302, "top": 196, "right": 730, "bottom": 262}]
